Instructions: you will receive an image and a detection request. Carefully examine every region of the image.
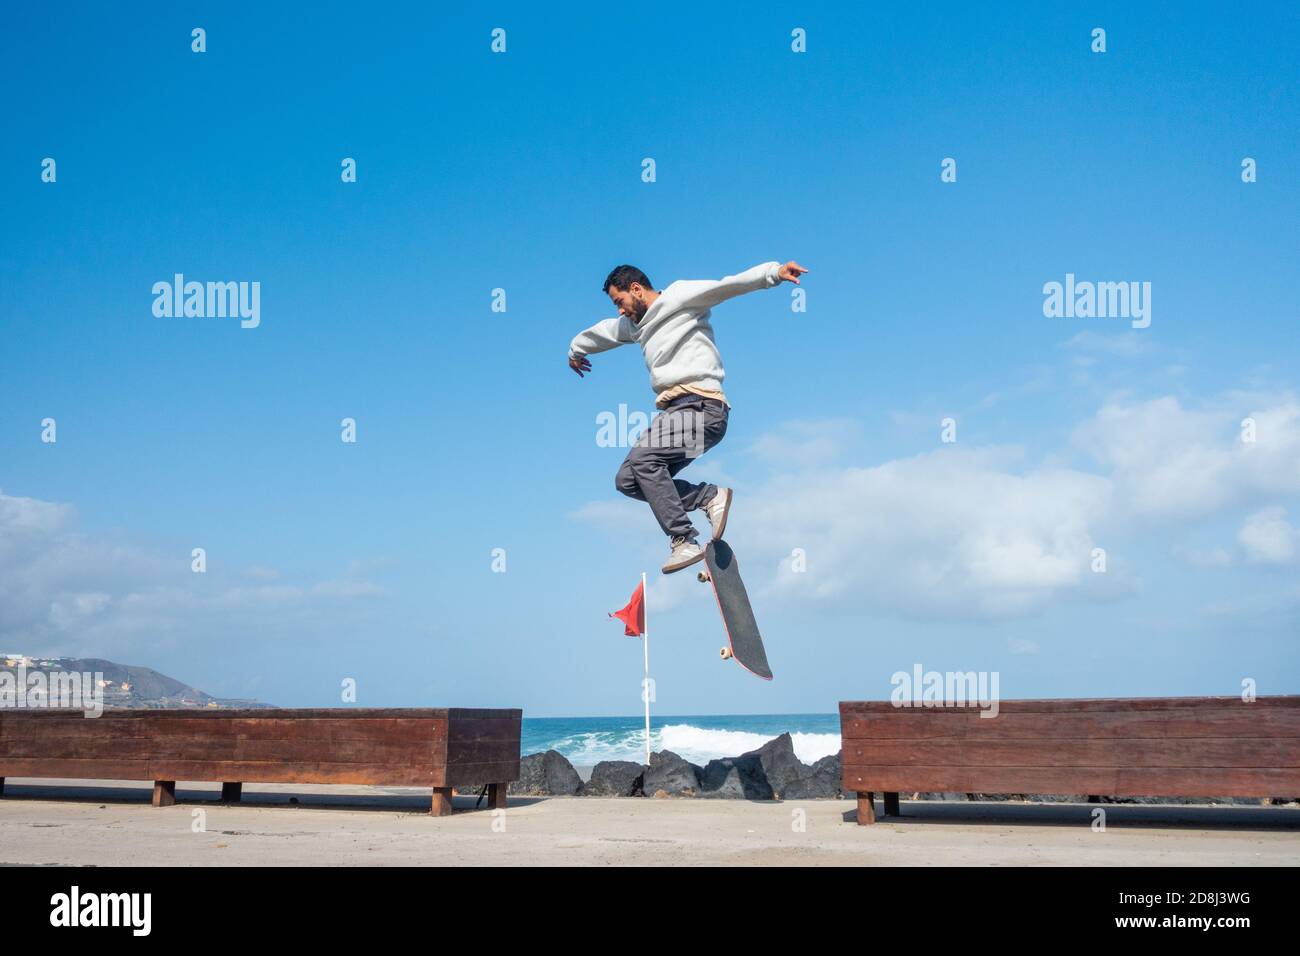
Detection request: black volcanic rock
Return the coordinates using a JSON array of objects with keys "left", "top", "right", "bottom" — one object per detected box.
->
[
  {"left": 783, "top": 752, "right": 842, "bottom": 799},
  {"left": 698, "top": 753, "right": 774, "bottom": 799},
  {"left": 509, "top": 750, "right": 582, "bottom": 796},
  {"left": 642, "top": 750, "right": 701, "bottom": 796},
  {"left": 811, "top": 752, "right": 840, "bottom": 775},
  {"left": 911, "top": 792, "right": 973, "bottom": 801},
  {"left": 739, "top": 732, "right": 808, "bottom": 797},
  {"left": 583, "top": 760, "right": 645, "bottom": 797}
]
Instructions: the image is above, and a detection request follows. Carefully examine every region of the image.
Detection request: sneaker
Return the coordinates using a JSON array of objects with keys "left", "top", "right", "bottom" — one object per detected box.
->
[
  {"left": 701, "top": 487, "right": 733, "bottom": 540},
  {"left": 662, "top": 535, "right": 705, "bottom": 574}
]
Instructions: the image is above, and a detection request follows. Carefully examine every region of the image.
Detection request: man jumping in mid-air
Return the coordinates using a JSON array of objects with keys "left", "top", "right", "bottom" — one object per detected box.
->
[{"left": 568, "top": 260, "right": 808, "bottom": 573}]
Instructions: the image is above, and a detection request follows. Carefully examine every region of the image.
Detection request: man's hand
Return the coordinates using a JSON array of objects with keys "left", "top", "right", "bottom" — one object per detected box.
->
[
  {"left": 569, "top": 354, "right": 592, "bottom": 377},
  {"left": 777, "top": 261, "right": 809, "bottom": 284}
]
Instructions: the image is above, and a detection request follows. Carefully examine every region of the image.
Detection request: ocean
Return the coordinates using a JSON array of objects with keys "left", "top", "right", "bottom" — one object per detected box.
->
[{"left": 520, "top": 713, "right": 841, "bottom": 767}]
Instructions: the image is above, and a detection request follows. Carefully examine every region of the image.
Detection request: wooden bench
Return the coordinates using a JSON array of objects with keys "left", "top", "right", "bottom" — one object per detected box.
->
[
  {"left": 840, "top": 696, "right": 1300, "bottom": 824},
  {"left": 0, "top": 707, "right": 521, "bottom": 816}
]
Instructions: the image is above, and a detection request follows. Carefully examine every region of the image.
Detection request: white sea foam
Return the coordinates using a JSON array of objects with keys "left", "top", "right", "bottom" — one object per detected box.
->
[
  {"left": 550, "top": 731, "right": 648, "bottom": 765},
  {"left": 543, "top": 725, "right": 841, "bottom": 767}
]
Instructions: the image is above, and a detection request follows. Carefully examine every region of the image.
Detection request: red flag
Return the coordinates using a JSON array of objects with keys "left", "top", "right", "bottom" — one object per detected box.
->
[{"left": 610, "top": 581, "right": 645, "bottom": 637}]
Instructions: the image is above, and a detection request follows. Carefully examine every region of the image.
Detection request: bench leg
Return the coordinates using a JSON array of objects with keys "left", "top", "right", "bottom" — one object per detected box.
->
[
  {"left": 856, "top": 791, "right": 876, "bottom": 825},
  {"left": 220, "top": 782, "right": 242, "bottom": 803},
  {"left": 488, "top": 782, "right": 508, "bottom": 810},
  {"left": 152, "top": 780, "right": 176, "bottom": 807},
  {"left": 431, "top": 786, "right": 454, "bottom": 817},
  {"left": 883, "top": 791, "right": 900, "bottom": 817}
]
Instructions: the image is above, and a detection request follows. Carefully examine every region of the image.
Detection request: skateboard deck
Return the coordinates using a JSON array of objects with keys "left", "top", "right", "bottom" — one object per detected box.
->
[{"left": 697, "top": 538, "right": 773, "bottom": 680}]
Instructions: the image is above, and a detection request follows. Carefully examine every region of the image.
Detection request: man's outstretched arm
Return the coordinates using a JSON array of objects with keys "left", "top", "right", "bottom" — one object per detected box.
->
[
  {"left": 669, "top": 260, "right": 809, "bottom": 312},
  {"left": 567, "top": 316, "right": 634, "bottom": 377}
]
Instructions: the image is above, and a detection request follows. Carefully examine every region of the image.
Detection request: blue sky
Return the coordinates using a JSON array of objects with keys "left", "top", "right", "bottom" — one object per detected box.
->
[{"left": 2, "top": 2, "right": 1297, "bottom": 715}]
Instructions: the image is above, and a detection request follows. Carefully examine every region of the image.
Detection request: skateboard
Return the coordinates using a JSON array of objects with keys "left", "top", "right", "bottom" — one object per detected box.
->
[{"left": 696, "top": 538, "right": 773, "bottom": 680}]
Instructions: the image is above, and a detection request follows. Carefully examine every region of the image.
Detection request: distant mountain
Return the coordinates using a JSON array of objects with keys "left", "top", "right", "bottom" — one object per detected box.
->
[{"left": 1, "top": 656, "right": 275, "bottom": 710}]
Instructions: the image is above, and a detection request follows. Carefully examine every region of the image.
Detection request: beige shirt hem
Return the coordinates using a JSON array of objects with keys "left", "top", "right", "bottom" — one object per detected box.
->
[{"left": 655, "top": 384, "right": 730, "bottom": 409}]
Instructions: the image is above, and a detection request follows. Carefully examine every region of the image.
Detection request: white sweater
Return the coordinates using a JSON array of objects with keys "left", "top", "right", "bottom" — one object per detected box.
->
[{"left": 568, "top": 261, "right": 782, "bottom": 400}]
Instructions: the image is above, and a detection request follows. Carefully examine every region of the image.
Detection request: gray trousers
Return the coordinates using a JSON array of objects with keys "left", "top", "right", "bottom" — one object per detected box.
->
[{"left": 615, "top": 395, "right": 728, "bottom": 541}]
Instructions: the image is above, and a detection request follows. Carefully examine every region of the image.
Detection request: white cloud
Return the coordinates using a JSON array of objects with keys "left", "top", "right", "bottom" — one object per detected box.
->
[
  {"left": 0, "top": 489, "right": 386, "bottom": 657},
  {"left": 742, "top": 446, "right": 1112, "bottom": 618},
  {"left": 1072, "top": 397, "right": 1234, "bottom": 517},
  {"left": 47, "top": 591, "right": 113, "bottom": 630},
  {"left": 1072, "top": 395, "right": 1300, "bottom": 520},
  {"left": 1238, "top": 507, "right": 1297, "bottom": 565},
  {"left": 1237, "top": 399, "right": 1300, "bottom": 496}
]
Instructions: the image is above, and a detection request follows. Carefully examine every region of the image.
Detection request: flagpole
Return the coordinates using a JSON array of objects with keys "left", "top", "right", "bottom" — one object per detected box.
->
[{"left": 642, "top": 570, "right": 651, "bottom": 766}]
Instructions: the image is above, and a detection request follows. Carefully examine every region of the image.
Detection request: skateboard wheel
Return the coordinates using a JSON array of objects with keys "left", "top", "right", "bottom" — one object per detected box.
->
[
  {"left": 720, "top": 647, "right": 732, "bottom": 660},
  {"left": 697, "top": 571, "right": 710, "bottom": 583}
]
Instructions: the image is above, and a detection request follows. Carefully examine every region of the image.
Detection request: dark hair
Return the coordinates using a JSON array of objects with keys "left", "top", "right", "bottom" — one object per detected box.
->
[{"left": 602, "top": 265, "right": 653, "bottom": 294}]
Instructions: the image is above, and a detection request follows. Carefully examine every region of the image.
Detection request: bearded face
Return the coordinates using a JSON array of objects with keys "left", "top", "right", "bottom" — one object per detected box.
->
[{"left": 610, "top": 285, "right": 650, "bottom": 322}]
